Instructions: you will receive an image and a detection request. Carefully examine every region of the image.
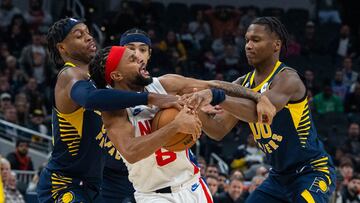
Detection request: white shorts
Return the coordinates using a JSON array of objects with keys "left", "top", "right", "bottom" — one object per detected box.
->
[{"left": 134, "top": 177, "right": 213, "bottom": 203}]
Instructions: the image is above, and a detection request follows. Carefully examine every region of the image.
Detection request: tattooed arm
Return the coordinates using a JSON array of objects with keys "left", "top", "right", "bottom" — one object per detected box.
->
[{"left": 209, "top": 80, "right": 262, "bottom": 102}]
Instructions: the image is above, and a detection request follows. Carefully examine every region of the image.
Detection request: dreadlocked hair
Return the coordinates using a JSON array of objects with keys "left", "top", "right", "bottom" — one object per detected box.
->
[
  {"left": 251, "top": 17, "right": 289, "bottom": 56},
  {"left": 89, "top": 47, "right": 112, "bottom": 89},
  {"left": 47, "top": 18, "right": 72, "bottom": 67}
]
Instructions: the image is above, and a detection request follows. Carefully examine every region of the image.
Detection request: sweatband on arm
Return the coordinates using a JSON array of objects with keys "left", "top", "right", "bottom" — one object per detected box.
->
[
  {"left": 70, "top": 80, "right": 148, "bottom": 111},
  {"left": 210, "top": 88, "right": 226, "bottom": 106}
]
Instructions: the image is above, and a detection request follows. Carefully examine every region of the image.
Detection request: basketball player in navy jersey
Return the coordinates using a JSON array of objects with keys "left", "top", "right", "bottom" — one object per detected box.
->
[
  {"left": 185, "top": 17, "right": 336, "bottom": 203},
  {"left": 36, "top": 18, "right": 184, "bottom": 203}
]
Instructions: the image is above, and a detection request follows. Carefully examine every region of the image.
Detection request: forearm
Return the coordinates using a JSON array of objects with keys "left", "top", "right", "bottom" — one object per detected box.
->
[
  {"left": 70, "top": 80, "right": 148, "bottom": 111},
  {"left": 220, "top": 96, "right": 258, "bottom": 123},
  {"left": 198, "top": 111, "right": 233, "bottom": 141},
  {"left": 211, "top": 80, "right": 261, "bottom": 102},
  {"left": 109, "top": 122, "right": 179, "bottom": 164}
]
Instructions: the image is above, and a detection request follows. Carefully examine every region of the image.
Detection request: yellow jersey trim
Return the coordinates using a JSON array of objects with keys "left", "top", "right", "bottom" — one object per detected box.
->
[
  {"left": 250, "top": 61, "right": 282, "bottom": 92},
  {"left": 301, "top": 189, "right": 315, "bottom": 203},
  {"left": 64, "top": 62, "right": 76, "bottom": 67},
  {"left": 55, "top": 108, "right": 84, "bottom": 137}
]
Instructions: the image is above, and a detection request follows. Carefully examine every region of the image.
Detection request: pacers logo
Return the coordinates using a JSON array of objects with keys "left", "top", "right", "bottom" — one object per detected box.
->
[
  {"left": 309, "top": 177, "right": 328, "bottom": 193},
  {"left": 58, "top": 191, "right": 74, "bottom": 203}
]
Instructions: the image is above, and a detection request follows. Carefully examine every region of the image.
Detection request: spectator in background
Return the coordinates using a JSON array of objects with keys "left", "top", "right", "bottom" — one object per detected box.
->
[
  {"left": 24, "top": 0, "right": 52, "bottom": 32},
  {"left": 345, "top": 83, "right": 360, "bottom": 113},
  {"left": 212, "top": 30, "right": 235, "bottom": 57},
  {"left": 189, "top": 10, "right": 212, "bottom": 47},
  {"left": 285, "top": 34, "right": 301, "bottom": 57},
  {"left": 248, "top": 175, "right": 265, "bottom": 193},
  {"left": 21, "top": 77, "right": 47, "bottom": 114},
  {"left": 240, "top": 175, "right": 266, "bottom": 202},
  {"left": 0, "top": 75, "right": 11, "bottom": 95},
  {"left": 331, "top": 25, "right": 357, "bottom": 64},
  {"left": 0, "top": 158, "right": 11, "bottom": 186},
  {"left": 215, "top": 176, "right": 245, "bottom": 203},
  {"left": 342, "top": 57, "right": 359, "bottom": 89},
  {"left": 218, "top": 173, "right": 229, "bottom": 194},
  {"left": 339, "top": 159, "right": 354, "bottom": 187},
  {"left": 137, "top": 0, "right": 159, "bottom": 30},
  {"left": 313, "top": 83, "right": 344, "bottom": 114},
  {"left": 342, "top": 123, "right": 360, "bottom": 170},
  {"left": 0, "top": 93, "right": 12, "bottom": 119},
  {"left": 14, "top": 93, "right": 30, "bottom": 126},
  {"left": 0, "top": 43, "right": 11, "bottom": 68},
  {"left": 304, "top": 69, "right": 320, "bottom": 95},
  {"left": 239, "top": 7, "right": 257, "bottom": 29},
  {"left": 339, "top": 174, "right": 360, "bottom": 203},
  {"left": 205, "top": 7, "right": 241, "bottom": 39},
  {"left": 19, "top": 31, "right": 47, "bottom": 76},
  {"left": 4, "top": 172, "right": 25, "bottom": 203},
  {"left": 317, "top": 0, "right": 341, "bottom": 24},
  {"left": 300, "top": 21, "right": 320, "bottom": 56},
  {"left": 5, "top": 15, "right": 31, "bottom": 58},
  {"left": 200, "top": 50, "right": 217, "bottom": 79},
  {"left": 4, "top": 56, "right": 28, "bottom": 93},
  {"left": 6, "top": 139, "right": 34, "bottom": 171},
  {"left": 27, "top": 109, "right": 48, "bottom": 140},
  {"left": 197, "top": 156, "right": 207, "bottom": 177},
  {"left": 217, "top": 44, "right": 240, "bottom": 78},
  {"left": 0, "top": 0, "right": 20, "bottom": 32},
  {"left": 206, "top": 175, "right": 219, "bottom": 197},
  {"left": 159, "top": 30, "right": 187, "bottom": 70},
  {"left": 331, "top": 70, "right": 348, "bottom": 101},
  {"left": 206, "top": 164, "right": 219, "bottom": 179}
]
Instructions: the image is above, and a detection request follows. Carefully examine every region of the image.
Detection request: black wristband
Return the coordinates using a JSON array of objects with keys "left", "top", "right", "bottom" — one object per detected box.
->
[{"left": 210, "top": 88, "right": 226, "bottom": 106}]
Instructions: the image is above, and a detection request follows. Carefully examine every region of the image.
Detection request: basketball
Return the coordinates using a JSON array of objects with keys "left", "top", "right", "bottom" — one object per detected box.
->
[{"left": 152, "top": 108, "right": 196, "bottom": 152}]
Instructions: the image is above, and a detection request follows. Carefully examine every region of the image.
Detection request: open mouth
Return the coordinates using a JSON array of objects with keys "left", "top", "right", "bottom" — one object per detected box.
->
[
  {"left": 139, "top": 63, "right": 150, "bottom": 77},
  {"left": 87, "top": 42, "right": 96, "bottom": 52}
]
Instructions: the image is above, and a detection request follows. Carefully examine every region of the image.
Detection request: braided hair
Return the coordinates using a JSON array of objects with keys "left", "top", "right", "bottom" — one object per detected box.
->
[
  {"left": 89, "top": 47, "right": 111, "bottom": 89},
  {"left": 47, "top": 18, "right": 71, "bottom": 67},
  {"left": 251, "top": 17, "right": 289, "bottom": 56}
]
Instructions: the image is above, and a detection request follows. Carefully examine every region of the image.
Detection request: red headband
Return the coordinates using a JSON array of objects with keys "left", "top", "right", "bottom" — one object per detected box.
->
[{"left": 105, "top": 46, "right": 126, "bottom": 85}]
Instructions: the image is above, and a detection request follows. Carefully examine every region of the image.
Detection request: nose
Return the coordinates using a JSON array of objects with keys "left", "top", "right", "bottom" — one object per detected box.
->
[
  {"left": 134, "top": 50, "right": 144, "bottom": 64},
  {"left": 245, "top": 41, "right": 253, "bottom": 51},
  {"left": 85, "top": 32, "right": 94, "bottom": 42}
]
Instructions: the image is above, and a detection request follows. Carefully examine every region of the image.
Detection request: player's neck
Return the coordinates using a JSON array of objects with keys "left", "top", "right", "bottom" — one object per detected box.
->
[
  {"left": 62, "top": 55, "right": 89, "bottom": 68},
  {"left": 254, "top": 57, "right": 278, "bottom": 77}
]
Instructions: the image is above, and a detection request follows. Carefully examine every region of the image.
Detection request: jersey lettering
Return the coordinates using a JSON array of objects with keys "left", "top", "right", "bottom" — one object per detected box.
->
[
  {"left": 249, "top": 123, "right": 283, "bottom": 154},
  {"left": 155, "top": 149, "right": 177, "bottom": 166}
]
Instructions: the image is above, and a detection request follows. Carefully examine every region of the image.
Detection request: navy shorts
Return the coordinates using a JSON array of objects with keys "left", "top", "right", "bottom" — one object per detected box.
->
[
  {"left": 246, "top": 168, "right": 336, "bottom": 203},
  {"left": 101, "top": 168, "right": 135, "bottom": 203},
  {"left": 37, "top": 168, "right": 103, "bottom": 203}
]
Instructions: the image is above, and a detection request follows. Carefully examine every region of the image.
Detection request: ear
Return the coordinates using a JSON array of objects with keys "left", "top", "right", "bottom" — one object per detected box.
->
[
  {"left": 148, "top": 48, "right": 152, "bottom": 60},
  {"left": 56, "top": 42, "right": 66, "bottom": 55},
  {"left": 274, "top": 40, "right": 281, "bottom": 53},
  {"left": 110, "top": 71, "right": 123, "bottom": 82}
]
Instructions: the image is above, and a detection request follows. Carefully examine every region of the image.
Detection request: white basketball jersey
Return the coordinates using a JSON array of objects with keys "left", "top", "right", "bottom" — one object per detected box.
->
[{"left": 124, "top": 78, "right": 200, "bottom": 193}]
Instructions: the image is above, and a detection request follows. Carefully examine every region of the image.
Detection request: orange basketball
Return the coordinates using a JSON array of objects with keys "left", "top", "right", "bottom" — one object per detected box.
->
[{"left": 152, "top": 108, "right": 196, "bottom": 152}]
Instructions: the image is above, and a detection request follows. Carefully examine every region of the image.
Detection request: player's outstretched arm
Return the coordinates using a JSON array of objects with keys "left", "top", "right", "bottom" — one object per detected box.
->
[
  {"left": 57, "top": 68, "right": 180, "bottom": 112},
  {"left": 102, "top": 107, "right": 202, "bottom": 164},
  {"left": 198, "top": 108, "right": 239, "bottom": 141}
]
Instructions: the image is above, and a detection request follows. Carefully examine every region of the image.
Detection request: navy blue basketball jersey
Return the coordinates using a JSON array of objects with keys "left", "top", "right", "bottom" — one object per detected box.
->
[
  {"left": 241, "top": 61, "right": 333, "bottom": 184},
  {"left": 45, "top": 63, "right": 106, "bottom": 199}
]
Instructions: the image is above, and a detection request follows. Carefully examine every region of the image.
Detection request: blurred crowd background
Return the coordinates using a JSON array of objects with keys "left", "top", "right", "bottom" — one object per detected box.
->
[{"left": 0, "top": 0, "right": 359, "bottom": 202}]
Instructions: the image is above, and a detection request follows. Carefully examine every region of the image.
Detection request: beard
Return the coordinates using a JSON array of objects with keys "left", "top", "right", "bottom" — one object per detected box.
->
[{"left": 133, "top": 74, "right": 153, "bottom": 87}]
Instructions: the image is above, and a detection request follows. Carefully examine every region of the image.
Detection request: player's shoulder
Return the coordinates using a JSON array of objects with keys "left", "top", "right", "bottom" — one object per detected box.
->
[
  {"left": 57, "top": 65, "right": 88, "bottom": 84},
  {"left": 277, "top": 66, "right": 302, "bottom": 81}
]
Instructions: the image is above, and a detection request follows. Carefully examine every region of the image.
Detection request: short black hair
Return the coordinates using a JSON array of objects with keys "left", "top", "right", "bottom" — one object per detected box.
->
[
  {"left": 122, "top": 28, "right": 149, "bottom": 39},
  {"left": 89, "top": 47, "right": 112, "bottom": 89},
  {"left": 251, "top": 17, "right": 289, "bottom": 56},
  {"left": 16, "top": 139, "right": 29, "bottom": 147}
]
